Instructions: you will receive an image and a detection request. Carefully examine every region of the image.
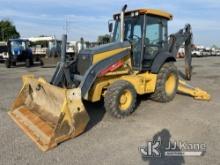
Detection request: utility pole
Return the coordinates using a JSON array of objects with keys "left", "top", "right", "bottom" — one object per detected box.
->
[
  {"left": 64, "top": 16, "right": 77, "bottom": 36},
  {"left": 65, "top": 16, "right": 69, "bottom": 35}
]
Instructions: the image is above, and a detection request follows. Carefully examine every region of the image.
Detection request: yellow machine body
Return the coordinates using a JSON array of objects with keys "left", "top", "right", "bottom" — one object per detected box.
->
[
  {"left": 89, "top": 72, "right": 157, "bottom": 102},
  {"left": 88, "top": 49, "right": 210, "bottom": 102}
]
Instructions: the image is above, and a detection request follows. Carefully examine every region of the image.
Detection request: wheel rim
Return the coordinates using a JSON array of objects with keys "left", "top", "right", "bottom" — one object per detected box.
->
[
  {"left": 119, "top": 89, "right": 132, "bottom": 111},
  {"left": 165, "top": 73, "right": 176, "bottom": 95}
]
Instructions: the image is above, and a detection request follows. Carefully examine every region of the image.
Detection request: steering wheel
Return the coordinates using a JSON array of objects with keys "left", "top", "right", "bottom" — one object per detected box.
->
[
  {"left": 132, "top": 35, "right": 141, "bottom": 43},
  {"left": 127, "top": 35, "right": 141, "bottom": 46}
]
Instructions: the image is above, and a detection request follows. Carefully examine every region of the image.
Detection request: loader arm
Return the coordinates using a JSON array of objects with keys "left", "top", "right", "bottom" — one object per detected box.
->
[{"left": 169, "top": 24, "right": 193, "bottom": 80}]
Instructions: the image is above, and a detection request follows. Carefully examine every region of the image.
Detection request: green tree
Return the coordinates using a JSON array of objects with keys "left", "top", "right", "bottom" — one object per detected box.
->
[
  {"left": 97, "top": 34, "right": 111, "bottom": 44},
  {"left": 0, "top": 19, "right": 20, "bottom": 41}
]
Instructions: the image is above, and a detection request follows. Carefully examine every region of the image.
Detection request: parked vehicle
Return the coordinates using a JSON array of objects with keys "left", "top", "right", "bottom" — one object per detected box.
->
[
  {"left": 29, "top": 36, "right": 61, "bottom": 67},
  {"left": 66, "top": 40, "right": 87, "bottom": 56},
  {"left": 5, "top": 39, "right": 34, "bottom": 68},
  {"left": 177, "top": 47, "right": 185, "bottom": 58},
  {"left": 192, "top": 49, "right": 203, "bottom": 57},
  {"left": 0, "top": 41, "right": 8, "bottom": 62},
  {"left": 210, "top": 48, "right": 220, "bottom": 56},
  {"left": 202, "top": 47, "right": 212, "bottom": 57},
  {"left": 216, "top": 50, "right": 220, "bottom": 56}
]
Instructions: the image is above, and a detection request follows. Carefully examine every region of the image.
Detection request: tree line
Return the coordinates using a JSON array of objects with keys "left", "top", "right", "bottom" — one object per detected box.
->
[{"left": 0, "top": 19, "right": 20, "bottom": 41}]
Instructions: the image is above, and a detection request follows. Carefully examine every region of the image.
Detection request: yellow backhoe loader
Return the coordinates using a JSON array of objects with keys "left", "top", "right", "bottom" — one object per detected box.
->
[{"left": 8, "top": 5, "right": 210, "bottom": 151}]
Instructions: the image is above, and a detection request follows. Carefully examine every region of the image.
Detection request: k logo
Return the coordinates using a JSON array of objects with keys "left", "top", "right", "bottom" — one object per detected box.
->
[{"left": 139, "top": 141, "right": 161, "bottom": 157}]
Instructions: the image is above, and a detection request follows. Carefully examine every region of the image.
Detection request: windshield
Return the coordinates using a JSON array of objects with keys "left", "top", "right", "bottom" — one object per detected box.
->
[
  {"left": 11, "top": 40, "right": 26, "bottom": 50},
  {"left": 112, "top": 15, "right": 143, "bottom": 42}
]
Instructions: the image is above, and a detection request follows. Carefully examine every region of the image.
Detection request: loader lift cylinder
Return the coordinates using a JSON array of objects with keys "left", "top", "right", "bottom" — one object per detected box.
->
[{"left": 50, "top": 34, "right": 74, "bottom": 87}]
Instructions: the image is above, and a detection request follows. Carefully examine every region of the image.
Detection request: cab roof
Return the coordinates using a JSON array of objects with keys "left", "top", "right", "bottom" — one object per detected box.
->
[{"left": 114, "top": 8, "right": 173, "bottom": 20}]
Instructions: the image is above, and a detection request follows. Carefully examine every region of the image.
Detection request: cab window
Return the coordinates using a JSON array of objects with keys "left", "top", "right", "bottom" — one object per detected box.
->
[{"left": 142, "top": 16, "right": 168, "bottom": 69}]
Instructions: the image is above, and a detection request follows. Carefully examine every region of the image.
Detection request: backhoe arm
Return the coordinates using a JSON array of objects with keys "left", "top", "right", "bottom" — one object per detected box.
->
[
  {"left": 169, "top": 24, "right": 193, "bottom": 80},
  {"left": 169, "top": 25, "right": 210, "bottom": 101}
]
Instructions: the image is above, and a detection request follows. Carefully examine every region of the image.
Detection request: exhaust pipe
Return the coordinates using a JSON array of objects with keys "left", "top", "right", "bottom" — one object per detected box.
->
[
  {"left": 61, "top": 34, "right": 67, "bottom": 63},
  {"left": 120, "top": 4, "right": 127, "bottom": 42}
]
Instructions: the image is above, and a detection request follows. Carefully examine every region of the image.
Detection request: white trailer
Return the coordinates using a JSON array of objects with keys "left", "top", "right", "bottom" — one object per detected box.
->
[{"left": 29, "top": 36, "right": 61, "bottom": 57}]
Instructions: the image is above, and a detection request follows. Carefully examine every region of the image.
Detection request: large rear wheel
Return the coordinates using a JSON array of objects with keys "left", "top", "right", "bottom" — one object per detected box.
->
[
  {"left": 151, "top": 62, "right": 178, "bottom": 102},
  {"left": 12, "top": 61, "right": 16, "bottom": 66},
  {"left": 25, "top": 58, "right": 33, "bottom": 67},
  {"left": 104, "top": 80, "right": 137, "bottom": 118}
]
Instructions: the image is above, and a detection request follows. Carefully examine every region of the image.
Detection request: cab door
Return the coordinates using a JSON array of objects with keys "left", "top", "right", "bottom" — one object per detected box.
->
[
  {"left": 125, "top": 15, "right": 144, "bottom": 70},
  {"left": 142, "top": 16, "right": 168, "bottom": 70}
]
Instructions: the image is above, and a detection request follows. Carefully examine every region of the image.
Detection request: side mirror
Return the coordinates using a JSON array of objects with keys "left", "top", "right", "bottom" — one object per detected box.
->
[{"left": 108, "top": 22, "right": 113, "bottom": 33}]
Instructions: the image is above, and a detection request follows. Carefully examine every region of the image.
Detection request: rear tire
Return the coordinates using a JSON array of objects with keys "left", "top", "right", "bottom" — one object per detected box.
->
[
  {"left": 12, "top": 61, "right": 16, "bottom": 66},
  {"left": 39, "top": 59, "right": 44, "bottom": 66},
  {"left": 151, "top": 62, "right": 178, "bottom": 102},
  {"left": 25, "top": 59, "right": 31, "bottom": 67},
  {"left": 30, "top": 59, "right": 34, "bottom": 66},
  {"left": 104, "top": 80, "right": 137, "bottom": 118}
]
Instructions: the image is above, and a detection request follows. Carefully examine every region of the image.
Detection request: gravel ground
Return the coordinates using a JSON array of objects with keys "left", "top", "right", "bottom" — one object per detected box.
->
[{"left": 0, "top": 57, "right": 220, "bottom": 165}]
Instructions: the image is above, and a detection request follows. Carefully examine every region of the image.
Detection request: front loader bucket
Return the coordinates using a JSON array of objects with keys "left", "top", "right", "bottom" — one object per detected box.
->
[{"left": 8, "top": 75, "right": 89, "bottom": 151}]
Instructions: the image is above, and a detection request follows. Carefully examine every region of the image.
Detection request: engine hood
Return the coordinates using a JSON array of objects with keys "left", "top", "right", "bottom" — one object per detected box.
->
[
  {"left": 80, "top": 41, "right": 130, "bottom": 55},
  {"left": 77, "top": 41, "right": 130, "bottom": 75}
]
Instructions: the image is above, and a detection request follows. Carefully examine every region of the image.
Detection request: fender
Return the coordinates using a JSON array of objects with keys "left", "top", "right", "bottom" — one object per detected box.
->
[
  {"left": 150, "top": 52, "right": 176, "bottom": 74},
  {"left": 80, "top": 49, "right": 130, "bottom": 99}
]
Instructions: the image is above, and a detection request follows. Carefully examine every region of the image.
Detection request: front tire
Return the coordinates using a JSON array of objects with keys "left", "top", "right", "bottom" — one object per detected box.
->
[
  {"left": 151, "top": 62, "right": 178, "bottom": 102},
  {"left": 5, "top": 59, "right": 11, "bottom": 68},
  {"left": 104, "top": 80, "right": 137, "bottom": 118}
]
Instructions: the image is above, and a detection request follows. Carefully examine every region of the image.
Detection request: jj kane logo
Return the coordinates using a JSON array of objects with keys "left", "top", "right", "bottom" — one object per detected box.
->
[{"left": 139, "top": 140, "right": 206, "bottom": 157}]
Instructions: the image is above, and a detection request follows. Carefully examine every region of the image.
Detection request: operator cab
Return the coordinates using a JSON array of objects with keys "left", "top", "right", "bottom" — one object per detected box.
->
[
  {"left": 9, "top": 39, "right": 29, "bottom": 53},
  {"left": 111, "top": 9, "right": 172, "bottom": 71}
]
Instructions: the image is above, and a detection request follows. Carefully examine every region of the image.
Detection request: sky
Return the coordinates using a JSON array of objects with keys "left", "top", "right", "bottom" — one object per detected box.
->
[{"left": 0, "top": 0, "right": 220, "bottom": 46}]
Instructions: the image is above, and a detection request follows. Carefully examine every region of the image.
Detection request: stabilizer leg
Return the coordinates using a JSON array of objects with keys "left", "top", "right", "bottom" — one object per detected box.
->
[{"left": 178, "top": 80, "right": 211, "bottom": 101}]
